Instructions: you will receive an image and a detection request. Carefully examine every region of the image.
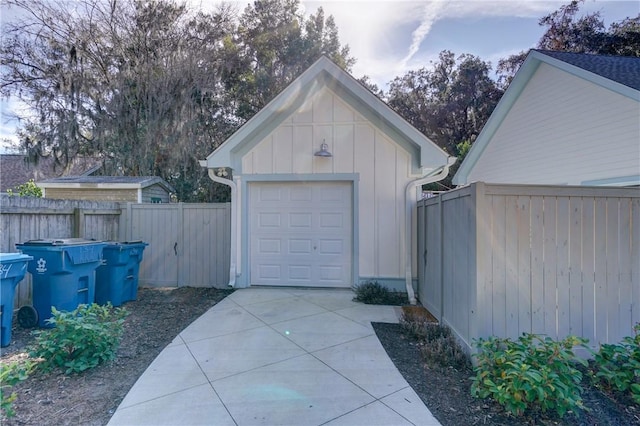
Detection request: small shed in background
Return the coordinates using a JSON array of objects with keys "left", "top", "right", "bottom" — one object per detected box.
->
[{"left": 38, "top": 176, "right": 175, "bottom": 203}]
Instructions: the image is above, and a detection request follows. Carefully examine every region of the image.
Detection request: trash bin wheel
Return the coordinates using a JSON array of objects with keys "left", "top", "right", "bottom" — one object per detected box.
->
[{"left": 17, "top": 306, "right": 38, "bottom": 328}]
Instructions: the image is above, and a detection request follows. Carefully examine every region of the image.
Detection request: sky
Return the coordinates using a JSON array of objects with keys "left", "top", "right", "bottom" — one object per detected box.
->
[{"left": 1, "top": 0, "right": 638, "bottom": 151}]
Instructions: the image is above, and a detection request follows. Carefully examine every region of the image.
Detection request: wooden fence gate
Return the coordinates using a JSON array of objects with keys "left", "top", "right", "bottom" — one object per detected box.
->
[{"left": 121, "top": 203, "right": 231, "bottom": 288}]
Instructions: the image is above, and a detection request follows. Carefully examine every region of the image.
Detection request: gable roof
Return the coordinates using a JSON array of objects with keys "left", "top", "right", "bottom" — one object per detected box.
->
[
  {"left": 0, "top": 154, "right": 102, "bottom": 193},
  {"left": 37, "top": 176, "right": 175, "bottom": 193},
  {"left": 537, "top": 50, "right": 640, "bottom": 90},
  {"left": 452, "top": 50, "right": 640, "bottom": 186},
  {"left": 200, "top": 56, "right": 452, "bottom": 174}
]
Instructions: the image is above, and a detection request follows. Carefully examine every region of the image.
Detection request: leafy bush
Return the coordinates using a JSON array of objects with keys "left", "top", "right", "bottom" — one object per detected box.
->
[
  {"left": 7, "top": 179, "right": 42, "bottom": 197},
  {"left": 1, "top": 358, "right": 36, "bottom": 418},
  {"left": 353, "top": 281, "right": 408, "bottom": 305},
  {"left": 30, "top": 303, "right": 127, "bottom": 374},
  {"left": 471, "top": 333, "right": 589, "bottom": 418},
  {"left": 400, "top": 312, "right": 470, "bottom": 369},
  {"left": 593, "top": 323, "right": 640, "bottom": 403}
]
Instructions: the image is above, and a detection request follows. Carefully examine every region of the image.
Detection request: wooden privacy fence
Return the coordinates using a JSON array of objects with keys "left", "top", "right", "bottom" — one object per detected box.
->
[
  {"left": 417, "top": 182, "right": 639, "bottom": 355},
  {"left": 120, "top": 203, "right": 230, "bottom": 288},
  {"left": 1, "top": 195, "right": 230, "bottom": 308}
]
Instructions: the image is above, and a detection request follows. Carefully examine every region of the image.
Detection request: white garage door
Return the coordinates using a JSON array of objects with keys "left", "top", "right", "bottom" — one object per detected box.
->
[{"left": 249, "top": 181, "right": 352, "bottom": 287}]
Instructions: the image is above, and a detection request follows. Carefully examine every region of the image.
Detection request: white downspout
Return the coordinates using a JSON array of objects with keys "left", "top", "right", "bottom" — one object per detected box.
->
[
  {"left": 403, "top": 157, "right": 456, "bottom": 305},
  {"left": 208, "top": 168, "right": 237, "bottom": 287}
]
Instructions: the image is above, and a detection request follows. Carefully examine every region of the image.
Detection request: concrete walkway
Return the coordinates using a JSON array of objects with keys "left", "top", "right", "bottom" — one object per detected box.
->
[{"left": 108, "top": 287, "right": 441, "bottom": 426}]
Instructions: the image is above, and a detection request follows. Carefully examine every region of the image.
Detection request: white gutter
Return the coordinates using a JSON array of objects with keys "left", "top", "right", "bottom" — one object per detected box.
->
[
  {"left": 207, "top": 168, "right": 238, "bottom": 287},
  {"left": 403, "top": 157, "right": 456, "bottom": 304}
]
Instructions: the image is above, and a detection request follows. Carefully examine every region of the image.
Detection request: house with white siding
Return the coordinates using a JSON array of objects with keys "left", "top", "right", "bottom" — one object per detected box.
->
[
  {"left": 453, "top": 50, "right": 640, "bottom": 187},
  {"left": 201, "top": 56, "right": 455, "bottom": 300}
]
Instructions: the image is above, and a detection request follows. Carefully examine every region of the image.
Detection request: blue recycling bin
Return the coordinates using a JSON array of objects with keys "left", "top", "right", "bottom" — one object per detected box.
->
[
  {"left": 0, "top": 253, "right": 33, "bottom": 347},
  {"left": 16, "top": 239, "right": 106, "bottom": 328},
  {"left": 95, "top": 241, "right": 148, "bottom": 306}
]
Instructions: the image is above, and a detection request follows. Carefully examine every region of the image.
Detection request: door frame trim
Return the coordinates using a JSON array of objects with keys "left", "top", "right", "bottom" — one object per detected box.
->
[{"left": 240, "top": 173, "right": 359, "bottom": 288}]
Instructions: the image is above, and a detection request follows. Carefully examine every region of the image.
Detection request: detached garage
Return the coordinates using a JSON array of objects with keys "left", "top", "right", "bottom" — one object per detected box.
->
[{"left": 201, "top": 56, "right": 455, "bottom": 299}]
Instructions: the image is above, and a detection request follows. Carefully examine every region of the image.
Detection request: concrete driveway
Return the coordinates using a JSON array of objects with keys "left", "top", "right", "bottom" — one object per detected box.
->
[{"left": 108, "top": 287, "right": 440, "bottom": 425}]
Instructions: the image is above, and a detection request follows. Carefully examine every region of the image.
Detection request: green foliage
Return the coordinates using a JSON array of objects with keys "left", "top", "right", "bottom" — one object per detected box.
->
[
  {"left": 6, "top": 179, "right": 42, "bottom": 197},
  {"left": 30, "top": 303, "right": 127, "bottom": 374},
  {"left": 471, "top": 333, "right": 589, "bottom": 418},
  {"left": 0, "top": 358, "right": 36, "bottom": 418},
  {"left": 593, "top": 324, "right": 640, "bottom": 403},
  {"left": 352, "top": 281, "right": 408, "bottom": 305},
  {"left": 400, "top": 314, "right": 470, "bottom": 369}
]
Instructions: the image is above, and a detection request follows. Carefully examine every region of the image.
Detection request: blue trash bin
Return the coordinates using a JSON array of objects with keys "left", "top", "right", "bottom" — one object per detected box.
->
[
  {"left": 95, "top": 241, "right": 148, "bottom": 306},
  {"left": 16, "top": 239, "right": 106, "bottom": 328},
  {"left": 0, "top": 253, "right": 33, "bottom": 346}
]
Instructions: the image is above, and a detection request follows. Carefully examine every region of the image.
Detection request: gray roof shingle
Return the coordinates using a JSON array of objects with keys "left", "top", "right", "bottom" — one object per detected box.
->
[
  {"left": 0, "top": 155, "right": 102, "bottom": 193},
  {"left": 537, "top": 50, "right": 640, "bottom": 91}
]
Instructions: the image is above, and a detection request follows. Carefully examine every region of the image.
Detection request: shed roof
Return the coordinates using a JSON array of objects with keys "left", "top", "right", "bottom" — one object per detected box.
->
[
  {"left": 452, "top": 50, "right": 640, "bottom": 186},
  {"left": 38, "top": 176, "right": 175, "bottom": 192},
  {"left": 200, "top": 55, "right": 452, "bottom": 173}
]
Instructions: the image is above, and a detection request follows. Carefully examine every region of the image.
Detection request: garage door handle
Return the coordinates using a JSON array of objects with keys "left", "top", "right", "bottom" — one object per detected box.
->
[{"left": 174, "top": 242, "right": 178, "bottom": 256}]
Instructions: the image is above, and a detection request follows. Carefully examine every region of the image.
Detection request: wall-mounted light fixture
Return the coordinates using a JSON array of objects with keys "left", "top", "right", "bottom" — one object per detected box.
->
[{"left": 314, "top": 141, "right": 332, "bottom": 157}]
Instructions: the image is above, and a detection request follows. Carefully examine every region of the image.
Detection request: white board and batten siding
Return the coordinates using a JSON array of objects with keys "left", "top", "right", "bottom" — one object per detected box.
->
[
  {"left": 241, "top": 86, "right": 416, "bottom": 287},
  {"left": 467, "top": 62, "right": 640, "bottom": 185}
]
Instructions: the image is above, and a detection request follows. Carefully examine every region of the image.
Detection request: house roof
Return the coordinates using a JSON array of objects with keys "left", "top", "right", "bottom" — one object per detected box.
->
[
  {"left": 200, "top": 55, "right": 453, "bottom": 174},
  {"left": 452, "top": 50, "right": 640, "bottom": 186},
  {"left": 536, "top": 50, "right": 640, "bottom": 90},
  {"left": 38, "top": 176, "right": 175, "bottom": 193},
  {"left": 0, "top": 154, "right": 102, "bottom": 193}
]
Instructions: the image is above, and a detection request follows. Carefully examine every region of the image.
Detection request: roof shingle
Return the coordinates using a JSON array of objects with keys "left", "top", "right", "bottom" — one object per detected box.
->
[{"left": 536, "top": 50, "right": 640, "bottom": 91}]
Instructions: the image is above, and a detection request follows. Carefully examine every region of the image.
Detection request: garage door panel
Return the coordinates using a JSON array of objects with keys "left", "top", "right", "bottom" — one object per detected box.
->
[
  {"left": 318, "top": 239, "right": 343, "bottom": 254},
  {"left": 289, "top": 239, "right": 312, "bottom": 254},
  {"left": 289, "top": 212, "right": 312, "bottom": 228},
  {"left": 259, "top": 186, "right": 282, "bottom": 201},
  {"left": 250, "top": 181, "right": 352, "bottom": 287},
  {"left": 258, "top": 238, "right": 281, "bottom": 254},
  {"left": 290, "top": 186, "right": 312, "bottom": 201},
  {"left": 319, "top": 212, "right": 344, "bottom": 228},
  {"left": 289, "top": 265, "right": 312, "bottom": 280},
  {"left": 258, "top": 212, "right": 281, "bottom": 228}
]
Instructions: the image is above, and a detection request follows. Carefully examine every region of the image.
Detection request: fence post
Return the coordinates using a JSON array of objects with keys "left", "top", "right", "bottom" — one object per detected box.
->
[
  {"left": 438, "top": 192, "right": 444, "bottom": 321},
  {"left": 73, "top": 208, "right": 85, "bottom": 238}
]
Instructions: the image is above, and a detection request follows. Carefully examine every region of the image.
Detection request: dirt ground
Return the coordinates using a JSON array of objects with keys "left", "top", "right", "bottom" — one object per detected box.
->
[
  {"left": 1, "top": 287, "right": 233, "bottom": 426},
  {"left": 374, "top": 322, "right": 640, "bottom": 426},
  {"left": 1, "top": 287, "right": 639, "bottom": 426}
]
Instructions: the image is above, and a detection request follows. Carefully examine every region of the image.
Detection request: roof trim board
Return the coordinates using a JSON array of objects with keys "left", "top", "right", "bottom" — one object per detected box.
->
[
  {"left": 200, "top": 56, "right": 452, "bottom": 174},
  {"left": 452, "top": 50, "right": 640, "bottom": 186}
]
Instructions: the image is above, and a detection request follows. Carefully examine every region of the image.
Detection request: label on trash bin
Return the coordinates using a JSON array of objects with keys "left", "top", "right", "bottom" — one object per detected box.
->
[
  {"left": 36, "top": 258, "right": 47, "bottom": 274},
  {"left": 0, "top": 264, "right": 11, "bottom": 279}
]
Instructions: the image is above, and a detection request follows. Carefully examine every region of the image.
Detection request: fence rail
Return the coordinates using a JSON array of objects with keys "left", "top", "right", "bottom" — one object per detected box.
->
[
  {"left": 417, "top": 182, "right": 639, "bottom": 355},
  {"left": 1, "top": 195, "right": 230, "bottom": 309}
]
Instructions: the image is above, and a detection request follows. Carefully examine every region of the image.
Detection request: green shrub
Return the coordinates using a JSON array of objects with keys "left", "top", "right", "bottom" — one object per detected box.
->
[
  {"left": 7, "top": 179, "right": 42, "bottom": 197},
  {"left": 593, "top": 323, "right": 640, "bottom": 404},
  {"left": 30, "top": 303, "right": 127, "bottom": 374},
  {"left": 353, "top": 281, "right": 408, "bottom": 305},
  {"left": 471, "top": 333, "right": 589, "bottom": 418},
  {"left": 1, "top": 358, "right": 35, "bottom": 418}
]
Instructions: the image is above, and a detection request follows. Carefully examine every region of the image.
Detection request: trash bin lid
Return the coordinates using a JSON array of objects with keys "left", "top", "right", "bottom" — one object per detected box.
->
[
  {"left": 0, "top": 253, "right": 33, "bottom": 262},
  {"left": 18, "top": 238, "right": 101, "bottom": 246},
  {"left": 106, "top": 240, "right": 146, "bottom": 246}
]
